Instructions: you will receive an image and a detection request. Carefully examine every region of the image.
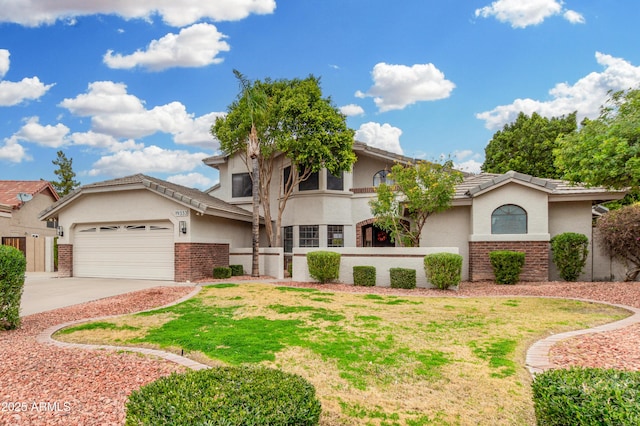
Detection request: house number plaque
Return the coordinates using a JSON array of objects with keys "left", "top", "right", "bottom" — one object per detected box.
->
[{"left": 174, "top": 210, "right": 189, "bottom": 217}]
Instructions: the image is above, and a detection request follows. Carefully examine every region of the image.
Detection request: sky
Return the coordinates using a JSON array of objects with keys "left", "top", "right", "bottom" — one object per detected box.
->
[{"left": 1, "top": 0, "right": 639, "bottom": 190}]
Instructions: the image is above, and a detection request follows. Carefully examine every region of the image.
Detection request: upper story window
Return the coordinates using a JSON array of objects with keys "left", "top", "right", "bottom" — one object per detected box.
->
[
  {"left": 491, "top": 204, "right": 527, "bottom": 234},
  {"left": 299, "top": 171, "right": 319, "bottom": 191},
  {"left": 373, "top": 170, "right": 393, "bottom": 187},
  {"left": 232, "top": 173, "right": 252, "bottom": 198},
  {"left": 327, "top": 171, "right": 344, "bottom": 191}
]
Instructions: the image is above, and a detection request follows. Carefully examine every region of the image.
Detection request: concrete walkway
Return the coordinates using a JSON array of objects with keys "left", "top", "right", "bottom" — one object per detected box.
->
[{"left": 21, "top": 272, "right": 194, "bottom": 317}]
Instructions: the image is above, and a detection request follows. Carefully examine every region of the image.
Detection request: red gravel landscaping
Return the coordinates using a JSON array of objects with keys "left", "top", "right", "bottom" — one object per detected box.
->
[{"left": 1, "top": 280, "right": 639, "bottom": 425}]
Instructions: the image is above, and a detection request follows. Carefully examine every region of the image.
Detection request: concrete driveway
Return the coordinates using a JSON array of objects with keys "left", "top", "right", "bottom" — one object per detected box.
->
[{"left": 21, "top": 272, "right": 194, "bottom": 317}]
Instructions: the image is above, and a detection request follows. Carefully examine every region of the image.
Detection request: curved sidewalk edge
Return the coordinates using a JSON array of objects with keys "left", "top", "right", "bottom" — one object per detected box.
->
[
  {"left": 36, "top": 286, "right": 211, "bottom": 371},
  {"left": 526, "top": 298, "right": 640, "bottom": 375}
]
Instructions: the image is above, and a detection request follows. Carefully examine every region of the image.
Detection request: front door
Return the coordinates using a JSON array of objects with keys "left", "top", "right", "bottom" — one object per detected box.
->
[{"left": 361, "top": 224, "right": 395, "bottom": 247}]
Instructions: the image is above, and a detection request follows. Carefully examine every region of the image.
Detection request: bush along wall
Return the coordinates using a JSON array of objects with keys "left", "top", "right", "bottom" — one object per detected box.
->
[
  {"left": 489, "top": 250, "right": 525, "bottom": 285},
  {"left": 390, "top": 268, "right": 416, "bottom": 289},
  {"left": 213, "top": 266, "right": 232, "bottom": 279},
  {"left": 424, "top": 253, "right": 463, "bottom": 290},
  {"left": 306, "top": 251, "right": 341, "bottom": 283},
  {"left": 353, "top": 266, "right": 376, "bottom": 286},
  {"left": 550, "top": 232, "right": 589, "bottom": 281},
  {"left": 0, "top": 245, "right": 27, "bottom": 330},
  {"left": 125, "top": 366, "right": 322, "bottom": 425},
  {"left": 229, "top": 264, "right": 244, "bottom": 276}
]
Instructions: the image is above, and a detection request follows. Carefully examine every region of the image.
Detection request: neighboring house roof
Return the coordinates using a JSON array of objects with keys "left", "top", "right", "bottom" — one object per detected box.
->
[
  {"left": 39, "top": 174, "right": 256, "bottom": 223},
  {"left": 454, "top": 170, "right": 626, "bottom": 204},
  {"left": 0, "top": 180, "right": 59, "bottom": 209}
]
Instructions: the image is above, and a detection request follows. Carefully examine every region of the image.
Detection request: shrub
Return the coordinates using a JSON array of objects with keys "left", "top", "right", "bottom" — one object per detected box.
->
[
  {"left": 353, "top": 266, "right": 376, "bottom": 286},
  {"left": 424, "top": 252, "right": 463, "bottom": 290},
  {"left": 532, "top": 367, "right": 640, "bottom": 426},
  {"left": 596, "top": 203, "right": 640, "bottom": 281},
  {"left": 125, "top": 366, "right": 322, "bottom": 426},
  {"left": 229, "top": 264, "right": 244, "bottom": 276},
  {"left": 489, "top": 251, "right": 525, "bottom": 285},
  {"left": 390, "top": 268, "right": 416, "bottom": 289},
  {"left": 551, "top": 232, "right": 589, "bottom": 281},
  {"left": 0, "top": 245, "right": 27, "bottom": 330},
  {"left": 213, "top": 266, "right": 232, "bottom": 279},
  {"left": 306, "top": 251, "right": 341, "bottom": 283}
]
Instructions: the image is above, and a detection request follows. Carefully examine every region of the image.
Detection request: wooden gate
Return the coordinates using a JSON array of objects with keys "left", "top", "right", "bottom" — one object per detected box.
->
[{"left": 1, "top": 237, "right": 26, "bottom": 256}]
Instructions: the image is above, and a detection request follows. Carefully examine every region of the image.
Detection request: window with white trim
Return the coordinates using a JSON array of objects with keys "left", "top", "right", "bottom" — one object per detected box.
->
[{"left": 327, "top": 225, "right": 344, "bottom": 247}]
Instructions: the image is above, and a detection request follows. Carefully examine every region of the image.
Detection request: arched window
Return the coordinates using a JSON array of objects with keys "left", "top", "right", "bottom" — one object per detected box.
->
[
  {"left": 491, "top": 204, "right": 527, "bottom": 234},
  {"left": 373, "top": 170, "right": 393, "bottom": 187}
]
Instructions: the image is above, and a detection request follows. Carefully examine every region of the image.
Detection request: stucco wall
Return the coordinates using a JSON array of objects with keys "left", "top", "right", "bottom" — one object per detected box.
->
[
  {"left": 422, "top": 206, "right": 471, "bottom": 281},
  {"left": 56, "top": 190, "right": 186, "bottom": 245},
  {"left": 351, "top": 155, "right": 395, "bottom": 189},
  {"left": 292, "top": 247, "right": 459, "bottom": 287},
  {"left": 548, "top": 201, "right": 594, "bottom": 281},
  {"left": 470, "top": 183, "right": 550, "bottom": 241}
]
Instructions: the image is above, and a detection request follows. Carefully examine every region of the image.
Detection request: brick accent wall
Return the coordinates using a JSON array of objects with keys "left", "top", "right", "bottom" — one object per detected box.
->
[
  {"left": 57, "top": 244, "right": 73, "bottom": 278},
  {"left": 469, "top": 241, "right": 549, "bottom": 282},
  {"left": 175, "top": 243, "right": 229, "bottom": 282}
]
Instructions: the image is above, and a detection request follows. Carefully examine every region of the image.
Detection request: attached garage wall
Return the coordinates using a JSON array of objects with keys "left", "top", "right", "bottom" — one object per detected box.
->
[{"left": 73, "top": 222, "right": 174, "bottom": 280}]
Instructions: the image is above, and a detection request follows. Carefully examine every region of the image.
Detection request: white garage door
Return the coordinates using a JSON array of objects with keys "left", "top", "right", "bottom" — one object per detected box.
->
[{"left": 74, "top": 222, "right": 174, "bottom": 280}]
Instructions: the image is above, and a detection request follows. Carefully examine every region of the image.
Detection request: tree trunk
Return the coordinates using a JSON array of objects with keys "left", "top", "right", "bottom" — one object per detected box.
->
[{"left": 248, "top": 125, "right": 260, "bottom": 278}]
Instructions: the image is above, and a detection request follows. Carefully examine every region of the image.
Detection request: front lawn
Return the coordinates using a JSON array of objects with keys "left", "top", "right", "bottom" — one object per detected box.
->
[{"left": 56, "top": 283, "right": 628, "bottom": 425}]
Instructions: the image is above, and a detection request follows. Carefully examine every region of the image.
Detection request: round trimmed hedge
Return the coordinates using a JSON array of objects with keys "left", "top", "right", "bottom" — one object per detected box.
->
[{"left": 125, "top": 365, "right": 322, "bottom": 425}]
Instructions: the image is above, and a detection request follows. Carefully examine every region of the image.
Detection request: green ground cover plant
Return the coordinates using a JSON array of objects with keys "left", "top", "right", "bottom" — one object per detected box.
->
[{"left": 56, "top": 283, "right": 629, "bottom": 425}]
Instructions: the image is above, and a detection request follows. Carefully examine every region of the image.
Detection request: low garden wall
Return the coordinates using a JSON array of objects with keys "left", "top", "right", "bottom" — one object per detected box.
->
[
  {"left": 292, "top": 247, "right": 459, "bottom": 287},
  {"left": 229, "top": 247, "right": 284, "bottom": 280}
]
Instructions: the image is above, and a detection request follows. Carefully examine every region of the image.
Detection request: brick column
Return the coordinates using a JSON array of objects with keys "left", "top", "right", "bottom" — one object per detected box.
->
[
  {"left": 57, "top": 244, "right": 73, "bottom": 278},
  {"left": 175, "top": 243, "right": 229, "bottom": 282},
  {"left": 469, "top": 241, "right": 549, "bottom": 282}
]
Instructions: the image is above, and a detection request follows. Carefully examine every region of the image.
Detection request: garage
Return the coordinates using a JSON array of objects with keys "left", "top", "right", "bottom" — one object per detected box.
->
[{"left": 73, "top": 221, "right": 174, "bottom": 280}]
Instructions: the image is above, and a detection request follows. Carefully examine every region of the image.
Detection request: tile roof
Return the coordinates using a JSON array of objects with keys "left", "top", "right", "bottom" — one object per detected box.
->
[
  {"left": 40, "top": 174, "right": 254, "bottom": 221},
  {"left": 455, "top": 171, "right": 626, "bottom": 200},
  {"left": 0, "top": 180, "right": 59, "bottom": 208}
]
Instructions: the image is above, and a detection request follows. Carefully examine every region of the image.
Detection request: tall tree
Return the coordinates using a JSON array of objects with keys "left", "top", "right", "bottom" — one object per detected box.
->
[
  {"left": 482, "top": 112, "right": 577, "bottom": 178},
  {"left": 51, "top": 150, "right": 80, "bottom": 196},
  {"left": 369, "top": 159, "right": 463, "bottom": 247},
  {"left": 555, "top": 89, "right": 640, "bottom": 190},
  {"left": 213, "top": 75, "right": 356, "bottom": 248}
]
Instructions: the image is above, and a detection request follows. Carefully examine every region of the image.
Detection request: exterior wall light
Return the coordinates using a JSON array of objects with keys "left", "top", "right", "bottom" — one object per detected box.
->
[
  {"left": 179, "top": 221, "right": 187, "bottom": 234},
  {"left": 57, "top": 225, "right": 64, "bottom": 237}
]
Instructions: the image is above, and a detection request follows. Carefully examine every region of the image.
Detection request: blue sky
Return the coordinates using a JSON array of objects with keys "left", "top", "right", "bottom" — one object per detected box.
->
[{"left": 1, "top": 0, "right": 639, "bottom": 190}]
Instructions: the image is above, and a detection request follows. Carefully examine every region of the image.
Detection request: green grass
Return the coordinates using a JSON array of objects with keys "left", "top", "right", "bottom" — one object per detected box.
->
[
  {"left": 55, "top": 283, "right": 630, "bottom": 425},
  {"left": 57, "top": 321, "right": 138, "bottom": 335}
]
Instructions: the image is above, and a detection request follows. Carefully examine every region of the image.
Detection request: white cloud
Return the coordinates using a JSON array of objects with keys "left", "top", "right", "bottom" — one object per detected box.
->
[
  {"left": 0, "top": 49, "right": 9, "bottom": 78},
  {"left": 104, "top": 23, "right": 230, "bottom": 71},
  {"left": 355, "top": 122, "right": 403, "bottom": 154},
  {"left": 10, "top": 116, "right": 69, "bottom": 148},
  {"left": 88, "top": 145, "right": 209, "bottom": 177},
  {"left": 452, "top": 150, "right": 483, "bottom": 174},
  {"left": 358, "top": 62, "right": 455, "bottom": 112},
  {"left": 69, "top": 131, "right": 144, "bottom": 152},
  {"left": 339, "top": 104, "right": 365, "bottom": 117},
  {"left": 60, "top": 81, "right": 221, "bottom": 147},
  {"left": 563, "top": 9, "right": 585, "bottom": 24},
  {"left": 173, "top": 112, "right": 224, "bottom": 149},
  {"left": 476, "top": 52, "right": 640, "bottom": 130},
  {"left": 0, "top": 77, "right": 54, "bottom": 106},
  {"left": 475, "top": 0, "right": 584, "bottom": 28},
  {"left": 167, "top": 172, "right": 216, "bottom": 189},
  {"left": 0, "top": 0, "right": 276, "bottom": 27},
  {"left": 0, "top": 138, "right": 31, "bottom": 162}
]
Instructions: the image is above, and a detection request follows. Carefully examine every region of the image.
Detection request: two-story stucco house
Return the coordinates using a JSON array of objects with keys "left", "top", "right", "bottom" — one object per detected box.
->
[{"left": 41, "top": 141, "right": 625, "bottom": 283}]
